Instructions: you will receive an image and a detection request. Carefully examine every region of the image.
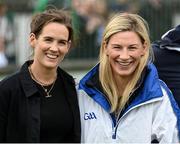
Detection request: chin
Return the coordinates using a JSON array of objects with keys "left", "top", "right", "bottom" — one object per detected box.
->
[
  {"left": 115, "top": 70, "right": 134, "bottom": 77},
  {"left": 118, "top": 73, "right": 132, "bottom": 77},
  {"left": 45, "top": 63, "right": 58, "bottom": 69}
]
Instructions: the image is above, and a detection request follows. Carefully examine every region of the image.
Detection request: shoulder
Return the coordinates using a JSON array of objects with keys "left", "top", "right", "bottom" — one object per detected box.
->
[
  {"left": 57, "top": 67, "right": 75, "bottom": 83},
  {"left": 158, "top": 80, "right": 180, "bottom": 123},
  {"left": 159, "top": 80, "right": 174, "bottom": 100},
  {"left": 159, "top": 80, "right": 180, "bottom": 111},
  {"left": 77, "top": 87, "right": 93, "bottom": 106},
  {"left": 0, "top": 71, "right": 22, "bottom": 102},
  {"left": 0, "top": 60, "right": 30, "bottom": 91},
  {"left": 0, "top": 71, "right": 21, "bottom": 89}
]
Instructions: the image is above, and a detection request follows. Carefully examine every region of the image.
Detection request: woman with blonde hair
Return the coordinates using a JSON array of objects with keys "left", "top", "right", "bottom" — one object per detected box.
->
[{"left": 78, "top": 13, "right": 180, "bottom": 143}]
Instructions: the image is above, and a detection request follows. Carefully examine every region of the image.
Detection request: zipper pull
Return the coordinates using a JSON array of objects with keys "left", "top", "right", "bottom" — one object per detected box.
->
[{"left": 112, "top": 128, "right": 116, "bottom": 139}]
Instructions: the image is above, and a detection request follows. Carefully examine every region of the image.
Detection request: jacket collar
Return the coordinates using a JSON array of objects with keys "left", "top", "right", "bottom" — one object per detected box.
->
[
  {"left": 157, "top": 25, "right": 180, "bottom": 52},
  {"left": 19, "top": 60, "right": 38, "bottom": 98},
  {"left": 19, "top": 60, "right": 75, "bottom": 98},
  {"left": 79, "top": 63, "right": 163, "bottom": 112}
]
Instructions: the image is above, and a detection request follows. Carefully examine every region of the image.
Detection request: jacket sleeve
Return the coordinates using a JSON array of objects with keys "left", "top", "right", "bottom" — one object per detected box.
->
[
  {"left": 151, "top": 83, "right": 180, "bottom": 143},
  {"left": 0, "top": 83, "right": 10, "bottom": 142}
]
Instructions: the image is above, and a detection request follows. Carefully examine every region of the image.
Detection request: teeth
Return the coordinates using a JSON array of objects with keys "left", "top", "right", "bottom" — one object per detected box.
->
[
  {"left": 46, "top": 54, "right": 58, "bottom": 59},
  {"left": 118, "top": 62, "right": 131, "bottom": 66}
]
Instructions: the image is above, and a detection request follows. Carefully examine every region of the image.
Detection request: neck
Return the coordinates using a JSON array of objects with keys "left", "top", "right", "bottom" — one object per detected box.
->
[
  {"left": 29, "top": 63, "right": 57, "bottom": 86},
  {"left": 114, "top": 75, "right": 131, "bottom": 96}
]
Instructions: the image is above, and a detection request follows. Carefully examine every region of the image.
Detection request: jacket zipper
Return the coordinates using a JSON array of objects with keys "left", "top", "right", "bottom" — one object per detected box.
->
[
  {"left": 111, "top": 97, "right": 162, "bottom": 139},
  {"left": 91, "top": 83, "right": 162, "bottom": 139},
  {"left": 111, "top": 115, "right": 119, "bottom": 139},
  {"left": 92, "top": 87, "right": 139, "bottom": 139},
  {"left": 111, "top": 86, "right": 139, "bottom": 140}
]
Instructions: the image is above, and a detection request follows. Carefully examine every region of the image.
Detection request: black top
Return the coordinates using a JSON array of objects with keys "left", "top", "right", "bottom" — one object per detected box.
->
[
  {"left": 33, "top": 72, "right": 74, "bottom": 143},
  {"left": 0, "top": 60, "right": 81, "bottom": 143}
]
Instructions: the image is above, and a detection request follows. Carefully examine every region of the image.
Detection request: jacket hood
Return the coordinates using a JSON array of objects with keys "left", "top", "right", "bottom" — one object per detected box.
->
[{"left": 160, "top": 25, "right": 180, "bottom": 51}]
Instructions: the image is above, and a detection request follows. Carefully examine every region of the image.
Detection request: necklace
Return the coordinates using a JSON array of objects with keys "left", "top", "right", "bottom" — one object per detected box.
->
[
  {"left": 28, "top": 66, "right": 57, "bottom": 98},
  {"left": 41, "top": 81, "right": 56, "bottom": 98}
]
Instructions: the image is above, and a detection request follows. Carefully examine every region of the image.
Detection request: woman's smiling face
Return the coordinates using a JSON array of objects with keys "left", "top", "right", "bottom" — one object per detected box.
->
[
  {"left": 105, "top": 31, "right": 147, "bottom": 78},
  {"left": 29, "top": 22, "right": 70, "bottom": 69}
]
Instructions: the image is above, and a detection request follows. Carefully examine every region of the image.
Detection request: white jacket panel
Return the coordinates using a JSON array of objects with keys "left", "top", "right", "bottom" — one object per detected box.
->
[{"left": 78, "top": 85, "right": 179, "bottom": 143}]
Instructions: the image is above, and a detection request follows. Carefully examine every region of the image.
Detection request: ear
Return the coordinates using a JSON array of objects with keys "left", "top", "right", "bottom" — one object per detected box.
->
[
  {"left": 29, "top": 33, "right": 36, "bottom": 48},
  {"left": 141, "top": 42, "right": 148, "bottom": 56},
  {"left": 67, "top": 40, "right": 71, "bottom": 50},
  {"left": 103, "top": 41, "right": 108, "bottom": 56}
]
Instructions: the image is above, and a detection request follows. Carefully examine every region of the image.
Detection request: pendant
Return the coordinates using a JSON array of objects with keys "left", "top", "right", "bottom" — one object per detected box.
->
[{"left": 45, "top": 94, "right": 52, "bottom": 98}]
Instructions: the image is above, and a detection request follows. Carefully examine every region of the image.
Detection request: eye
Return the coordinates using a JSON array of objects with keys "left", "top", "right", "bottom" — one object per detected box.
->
[
  {"left": 58, "top": 40, "right": 68, "bottom": 46},
  {"left": 44, "top": 37, "right": 53, "bottom": 42},
  {"left": 128, "top": 46, "right": 137, "bottom": 51},
  {"left": 113, "top": 46, "right": 120, "bottom": 49},
  {"left": 59, "top": 40, "right": 66, "bottom": 45},
  {"left": 112, "top": 45, "right": 122, "bottom": 51}
]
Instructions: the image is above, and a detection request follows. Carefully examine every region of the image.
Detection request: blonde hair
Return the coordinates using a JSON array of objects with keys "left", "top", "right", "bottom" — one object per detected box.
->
[{"left": 99, "top": 13, "right": 153, "bottom": 112}]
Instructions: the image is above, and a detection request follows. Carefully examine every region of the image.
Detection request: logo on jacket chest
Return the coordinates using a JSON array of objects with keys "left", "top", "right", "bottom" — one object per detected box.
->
[{"left": 84, "top": 112, "right": 97, "bottom": 120}]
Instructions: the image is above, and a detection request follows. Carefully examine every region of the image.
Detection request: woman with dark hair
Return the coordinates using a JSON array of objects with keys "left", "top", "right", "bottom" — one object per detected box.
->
[{"left": 0, "top": 9, "right": 81, "bottom": 143}]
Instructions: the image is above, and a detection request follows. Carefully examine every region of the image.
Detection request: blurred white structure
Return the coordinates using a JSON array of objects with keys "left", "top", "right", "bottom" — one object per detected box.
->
[
  {"left": 14, "top": 13, "right": 32, "bottom": 66},
  {"left": 173, "top": 14, "right": 180, "bottom": 27}
]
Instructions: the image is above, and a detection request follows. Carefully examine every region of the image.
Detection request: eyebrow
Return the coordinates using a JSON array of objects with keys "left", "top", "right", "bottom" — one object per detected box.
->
[
  {"left": 43, "top": 36, "right": 68, "bottom": 42},
  {"left": 129, "top": 44, "right": 139, "bottom": 47},
  {"left": 110, "top": 43, "right": 139, "bottom": 46}
]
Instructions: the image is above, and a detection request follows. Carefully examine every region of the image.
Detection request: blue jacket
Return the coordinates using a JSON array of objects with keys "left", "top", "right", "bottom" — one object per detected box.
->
[{"left": 78, "top": 63, "right": 180, "bottom": 143}]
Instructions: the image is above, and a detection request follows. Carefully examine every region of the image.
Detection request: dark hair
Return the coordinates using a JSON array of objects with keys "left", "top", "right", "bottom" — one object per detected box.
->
[{"left": 30, "top": 8, "right": 73, "bottom": 43}]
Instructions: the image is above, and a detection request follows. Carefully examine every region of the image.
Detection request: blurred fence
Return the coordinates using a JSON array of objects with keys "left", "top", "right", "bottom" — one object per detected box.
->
[{"left": 1, "top": 0, "right": 180, "bottom": 75}]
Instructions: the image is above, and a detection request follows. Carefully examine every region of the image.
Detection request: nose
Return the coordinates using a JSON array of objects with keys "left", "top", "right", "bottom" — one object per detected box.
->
[
  {"left": 50, "top": 42, "right": 59, "bottom": 51},
  {"left": 119, "top": 49, "right": 130, "bottom": 60}
]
